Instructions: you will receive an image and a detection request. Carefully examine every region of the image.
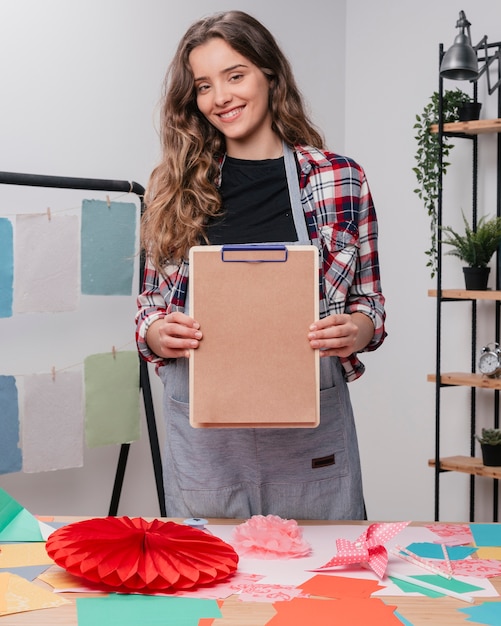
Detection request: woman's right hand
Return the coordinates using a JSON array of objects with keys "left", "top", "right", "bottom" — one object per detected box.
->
[{"left": 146, "top": 312, "right": 203, "bottom": 359}]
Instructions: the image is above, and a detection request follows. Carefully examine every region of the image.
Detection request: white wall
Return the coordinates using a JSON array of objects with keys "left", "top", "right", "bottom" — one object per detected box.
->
[
  {"left": 345, "top": 0, "right": 501, "bottom": 522},
  {"left": 0, "top": 0, "right": 500, "bottom": 522}
]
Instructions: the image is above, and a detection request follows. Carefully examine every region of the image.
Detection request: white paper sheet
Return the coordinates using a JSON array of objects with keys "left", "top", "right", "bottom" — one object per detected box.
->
[
  {"left": 15, "top": 213, "right": 79, "bottom": 312},
  {"left": 22, "top": 371, "right": 84, "bottom": 472},
  {"left": 208, "top": 523, "right": 498, "bottom": 598}
]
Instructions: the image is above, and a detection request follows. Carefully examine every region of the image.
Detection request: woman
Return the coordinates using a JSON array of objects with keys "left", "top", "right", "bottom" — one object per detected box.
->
[{"left": 136, "top": 10, "right": 386, "bottom": 520}]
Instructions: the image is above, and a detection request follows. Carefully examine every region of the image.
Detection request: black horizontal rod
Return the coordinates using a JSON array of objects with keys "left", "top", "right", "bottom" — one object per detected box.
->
[{"left": 0, "top": 171, "right": 145, "bottom": 197}]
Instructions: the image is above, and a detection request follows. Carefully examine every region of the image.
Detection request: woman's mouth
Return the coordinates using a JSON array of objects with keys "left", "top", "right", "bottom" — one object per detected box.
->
[{"left": 218, "top": 106, "right": 244, "bottom": 120}]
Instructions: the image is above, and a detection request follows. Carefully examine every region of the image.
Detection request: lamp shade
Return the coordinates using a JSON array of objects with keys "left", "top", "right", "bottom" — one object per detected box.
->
[{"left": 440, "top": 32, "right": 479, "bottom": 80}]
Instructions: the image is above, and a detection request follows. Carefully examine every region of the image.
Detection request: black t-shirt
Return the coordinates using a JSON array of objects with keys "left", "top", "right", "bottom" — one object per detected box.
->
[{"left": 206, "top": 155, "right": 297, "bottom": 245}]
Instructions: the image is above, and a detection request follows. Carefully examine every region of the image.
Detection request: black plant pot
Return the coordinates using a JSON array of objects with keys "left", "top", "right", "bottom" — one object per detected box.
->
[
  {"left": 459, "top": 102, "right": 482, "bottom": 121},
  {"left": 463, "top": 266, "right": 490, "bottom": 290},
  {"left": 481, "top": 443, "right": 501, "bottom": 466}
]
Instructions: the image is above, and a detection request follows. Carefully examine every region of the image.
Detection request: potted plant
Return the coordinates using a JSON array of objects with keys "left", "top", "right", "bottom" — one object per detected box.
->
[
  {"left": 413, "top": 88, "right": 478, "bottom": 278},
  {"left": 440, "top": 212, "right": 501, "bottom": 290},
  {"left": 476, "top": 428, "right": 501, "bottom": 466}
]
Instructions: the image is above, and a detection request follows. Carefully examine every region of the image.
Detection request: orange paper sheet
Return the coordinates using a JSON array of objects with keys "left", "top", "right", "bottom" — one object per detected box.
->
[
  {"left": 298, "top": 574, "right": 384, "bottom": 598},
  {"left": 0, "top": 572, "right": 69, "bottom": 616},
  {"left": 0, "top": 543, "right": 54, "bottom": 568},
  {"left": 268, "top": 597, "right": 400, "bottom": 626}
]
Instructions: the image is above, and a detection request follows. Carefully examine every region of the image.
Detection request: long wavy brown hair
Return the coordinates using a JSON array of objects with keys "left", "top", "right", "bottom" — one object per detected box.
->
[{"left": 141, "top": 10, "right": 324, "bottom": 268}]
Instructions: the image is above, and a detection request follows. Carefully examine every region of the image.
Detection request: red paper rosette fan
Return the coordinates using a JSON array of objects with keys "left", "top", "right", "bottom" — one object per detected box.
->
[{"left": 45, "top": 516, "right": 239, "bottom": 592}]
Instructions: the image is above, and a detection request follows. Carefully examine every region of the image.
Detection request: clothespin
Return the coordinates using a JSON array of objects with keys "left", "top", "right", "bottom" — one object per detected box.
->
[
  {"left": 46, "top": 207, "right": 52, "bottom": 221},
  {"left": 112, "top": 346, "right": 117, "bottom": 359},
  {"left": 51, "top": 366, "right": 56, "bottom": 382},
  {"left": 106, "top": 195, "right": 111, "bottom": 208}
]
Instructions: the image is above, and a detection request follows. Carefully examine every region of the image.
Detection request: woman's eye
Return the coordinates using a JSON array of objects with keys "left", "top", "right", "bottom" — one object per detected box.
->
[
  {"left": 229, "top": 73, "right": 243, "bottom": 82},
  {"left": 197, "top": 84, "right": 210, "bottom": 94}
]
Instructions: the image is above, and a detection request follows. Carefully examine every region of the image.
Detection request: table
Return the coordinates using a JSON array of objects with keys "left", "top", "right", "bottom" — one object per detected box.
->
[{"left": 3, "top": 518, "right": 501, "bottom": 625}]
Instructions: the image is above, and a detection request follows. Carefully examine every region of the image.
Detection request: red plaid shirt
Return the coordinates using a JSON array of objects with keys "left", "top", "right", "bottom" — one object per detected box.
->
[{"left": 136, "top": 145, "right": 386, "bottom": 381}]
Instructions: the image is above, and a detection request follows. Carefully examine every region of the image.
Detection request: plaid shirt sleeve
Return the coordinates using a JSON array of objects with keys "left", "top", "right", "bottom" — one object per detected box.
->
[
  {"left": 135, "top": 255, "right": 189, "bottom": 365},
  {"left": 297, "top": 146, "right": 386, "bottom": 381}
]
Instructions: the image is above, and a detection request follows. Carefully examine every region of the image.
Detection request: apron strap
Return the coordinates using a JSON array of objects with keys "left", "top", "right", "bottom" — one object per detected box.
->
[{"left": 283, "top": 142, "right": 310, "bottom": 245}]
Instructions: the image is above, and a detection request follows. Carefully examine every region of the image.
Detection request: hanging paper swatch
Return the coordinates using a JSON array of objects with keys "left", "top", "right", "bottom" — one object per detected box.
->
[
  {"left": 84, "top": 351, "right": 140, "bottom": 447},
  {"left": 0, "top": 376, "right": 21, "bottom": 475},
  {"left": 22, "top": 371, "right": 84, "bottom": 472},
  {"left": 0, "top": 219, "right": 14, "bottom": 318},
  {"left": 14, "top": 214, "right": 79, "bottom": 312},
  {"left": 81, "top": 200, "right": 136, "bottom": 295}
]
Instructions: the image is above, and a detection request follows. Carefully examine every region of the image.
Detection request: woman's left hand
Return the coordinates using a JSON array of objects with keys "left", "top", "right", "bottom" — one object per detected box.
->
[{"left": 308, "top": 313, "right": 374, "bottom": 358}]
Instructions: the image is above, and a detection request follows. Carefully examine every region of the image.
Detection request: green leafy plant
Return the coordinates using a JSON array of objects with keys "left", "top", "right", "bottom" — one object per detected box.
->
[
  {"left": 476, "top": 428, "right": 501, "bottom": 445},
  {"left": 413, "top": 88, "right": 473, "bottom": 277},
  {"left": 441, "top": 212, "right": 501, "bottom": 268}
]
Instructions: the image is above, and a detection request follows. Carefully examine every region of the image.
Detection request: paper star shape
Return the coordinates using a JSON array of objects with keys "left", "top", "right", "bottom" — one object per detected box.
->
[{"left": 314, "top": 521, "right": 410, "bottom": 579}]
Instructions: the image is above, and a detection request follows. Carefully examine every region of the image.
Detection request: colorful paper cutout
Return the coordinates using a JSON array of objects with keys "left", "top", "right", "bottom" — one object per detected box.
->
[
  {"left": 0, "top": 488, "right": 43, "bottom": 542},
  {"left": 0, "top": 565, "right": 51, "bottom": 582},
  {"left": 76, "top": 594, "right": 221, "bottom": 626},
  {"left": 298, "top": 574, "right": 383, "bottom": 598},
  {"left": 0, "top": 572, "right": 69, "bottom": 616},
  {"left": 390, "top": 574, "right": 483, "bottom": 598},
  {"left": 424, "top": 522, "right": 473, "bottom": 546},
  {"left": 267, "top": 597, "right": 401, "bottom": 626},
  {"left": 404, "top": 542, "right": 476, "bottom": 560},
  {"left": 476, "top": 547, "right": 501, "bottom": 560},
  {"left": 80, "top": 199, "right": 136, "bottom": 295},
  {"left": 0, "top": 543, "right": 54, "bottom": 568},
  {"left": 0, "top": 218, "right": 13, "bottom": 317},
  {"left": 84, "top": 351, "right": 140, "bottom": 447},
  {"left": 459, "top": 600, "right": 501, "bottom": 626},
  {"left": 313, "top": 521, "right": 410, "bottom": 578},
  {"left": 444, "top": 558, "right": 501, "bottom": 577},
  {"left": 0, "top": 376, "right": 21, "bottom": 474},
  {"left": 470, "top": 524, "right": 501, "bottom": 547}
]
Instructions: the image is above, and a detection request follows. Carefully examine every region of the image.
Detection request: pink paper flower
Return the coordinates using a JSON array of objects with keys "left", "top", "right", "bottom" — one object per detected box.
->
[{"left": 231, "top": 515, "right": 312, "bottom": 559}]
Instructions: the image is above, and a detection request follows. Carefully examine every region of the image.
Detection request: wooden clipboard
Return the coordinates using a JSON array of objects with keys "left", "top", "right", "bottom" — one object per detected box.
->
[{"left": 188, "top": 244, "right": 319, "bottom": 428}]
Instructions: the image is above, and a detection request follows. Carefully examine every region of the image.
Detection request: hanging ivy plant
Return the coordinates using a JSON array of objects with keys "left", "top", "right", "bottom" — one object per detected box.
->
[{"left": 413, "top": 88, "right": 472, "bottom": 277}]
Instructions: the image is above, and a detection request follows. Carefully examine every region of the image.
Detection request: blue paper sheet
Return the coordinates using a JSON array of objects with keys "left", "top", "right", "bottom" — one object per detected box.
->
[
  {"left": 0, "top": 218, "right": 13, "bottom": 317},
  {"left": 0, "top": 376, "right": 21, "bottom": 474},
  {"left": 81, "top": 199, "right": 136, "bottom": 295}
]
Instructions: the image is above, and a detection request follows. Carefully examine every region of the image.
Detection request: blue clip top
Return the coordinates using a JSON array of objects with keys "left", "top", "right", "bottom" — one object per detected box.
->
[{"left": 221, "top": 244, "right": 288, "bottom": 263}]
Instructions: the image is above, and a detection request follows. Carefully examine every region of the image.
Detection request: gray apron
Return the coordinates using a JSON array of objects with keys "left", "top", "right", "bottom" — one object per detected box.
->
[{"left": 158, "top": 143, "right": 365, "bottom": 520}]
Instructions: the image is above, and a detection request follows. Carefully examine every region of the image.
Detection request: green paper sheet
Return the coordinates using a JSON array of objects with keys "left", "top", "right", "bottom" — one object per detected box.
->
[
  {"left": 390, "top": 574, "right": 483, "bottom": 599},
  {"left": 0, "top": 489, "right": 43, "bottom": 542},
  {"left": 84, "top": 351, "right": 140, "bottom": 447},
  {"left": 76, "top": 594, "right": 222, "bottom": 626}
]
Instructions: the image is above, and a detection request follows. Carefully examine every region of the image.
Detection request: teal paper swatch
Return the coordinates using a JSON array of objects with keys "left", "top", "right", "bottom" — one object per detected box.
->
[
  {"left": 0, "top": 218, "right": 13, "bottom": 317},
  {"left": 81, "top": 199, "right": 136, "bottom": 295},
  {"left": 404, "top": 542, "right": 476, "bottom": 560},
  {"left": 470, "top": 523, "right": 501, "bottom": 547},
  {"left": 0, "top": 376, "right": 21, "bottom": 474},
  {"left": 76, "top": 594, "right": 222, "bottom": 626}
]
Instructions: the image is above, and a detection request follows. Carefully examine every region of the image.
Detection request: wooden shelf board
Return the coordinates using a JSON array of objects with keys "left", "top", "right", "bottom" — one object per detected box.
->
[
  {"left": 428, "top": 289, "right": 501, "bottom": 301},
  {"left": 429, "top": 455, "right": 501, "bottom": 479},
  {"left": 430, "top": 118, "right": 501, "bottom": 135},
  {"left": 428, "top": 372, "right": 501, "bottom": 389}
]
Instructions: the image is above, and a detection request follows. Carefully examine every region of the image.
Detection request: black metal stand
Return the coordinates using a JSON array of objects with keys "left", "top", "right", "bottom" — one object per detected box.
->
[{"left": 0, "top": 170, "right": 166, "bottom": 517}]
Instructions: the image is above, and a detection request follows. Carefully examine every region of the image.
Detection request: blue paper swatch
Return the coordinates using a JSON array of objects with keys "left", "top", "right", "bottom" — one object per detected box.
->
[
  {"left": 0, "top": 376, "right": 21, "bottom": 474},
  {"left": 0, "top": 218, "right": 14, "bottom": 317},
  {"left": 81, "top": 199, "right": 136, "bottom": 295}
]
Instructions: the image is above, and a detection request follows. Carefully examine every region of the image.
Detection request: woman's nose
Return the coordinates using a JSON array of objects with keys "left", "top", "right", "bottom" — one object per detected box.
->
[{"left": 213, "top": 84, "right": 232, "bottom": 107}]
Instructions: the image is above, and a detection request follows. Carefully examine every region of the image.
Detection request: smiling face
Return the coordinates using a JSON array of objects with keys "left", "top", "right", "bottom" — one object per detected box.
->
[{"left": 189, "top": 37, "right": 280, "bottom": 159}]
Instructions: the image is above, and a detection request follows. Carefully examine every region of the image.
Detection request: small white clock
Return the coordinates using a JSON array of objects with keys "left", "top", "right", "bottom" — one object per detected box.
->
[{"left": 479, "top": 342, "right": 501, "bottom": 378}]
